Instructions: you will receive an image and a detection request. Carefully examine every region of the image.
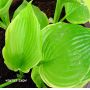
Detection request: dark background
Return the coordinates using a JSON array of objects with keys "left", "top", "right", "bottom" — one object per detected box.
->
[{"left": 0, "top": 0, "right": 90, "bottom": 88}]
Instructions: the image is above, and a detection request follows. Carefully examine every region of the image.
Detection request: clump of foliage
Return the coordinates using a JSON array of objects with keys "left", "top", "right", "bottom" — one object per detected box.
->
[{"left": 0, "top": 0, "right": 90, "bottom": 88}]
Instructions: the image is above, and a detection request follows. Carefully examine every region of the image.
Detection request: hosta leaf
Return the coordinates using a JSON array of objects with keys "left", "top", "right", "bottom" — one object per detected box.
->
[
  {"left": 82, "top": 69, "right": 90, "bottom": 81},
  {"left": 31, "top": 66, "right": 46, "bottom": 88},
  {"left": 39, "top": 22, "right": 90, "bottom": 87},
  {"left": 0, "top": 21, "right": 7, "bottom": 29},
  {"left": 0, "top": 0, "right": 13, "bottom": 29},
  {"left": 0, "top": 0, "right": 9, "bottom": 9},
  {"left": 0, "top": 0, "right": 7, "bottom": 9},
  {"left": 54, "top": 0, "right": 80, "bottom": 23},
  {"left": 62, "top": 0, "right": 81, "bottom": 3},
  {"left": 13, "top": 0, "right": 48, "bottom": 29},
  {"left": 0, "top": 0, "right": 13, "bottom": 18},
  {"left": 32, "top": 5, "right": 49, "bottom": 29},
  {"left": 65, "top": 1, "right": 90, "bottom": 24},
  {"left": 13, "top": 0, "right": 28, "bottom": 19},
  {"left": 82, "top": 0, "right": 90, "bottom": 22},
  {"left": 2, "top": 3, "right": 42, "bottom": 73}
]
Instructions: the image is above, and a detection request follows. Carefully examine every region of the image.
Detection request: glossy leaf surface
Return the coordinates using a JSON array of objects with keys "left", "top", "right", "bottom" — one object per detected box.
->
[
  {"left": 39, "top": 22, "right": 90, "bottom": 87},
  {"left": 3, "top": 3, "right": 42, "bottom": 73}
]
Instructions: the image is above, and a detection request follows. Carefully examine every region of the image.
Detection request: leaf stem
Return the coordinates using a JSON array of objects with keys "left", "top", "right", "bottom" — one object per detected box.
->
[
  {"left": 60, "top": 15, "right": 67, "bottom": 22},
  {"left": 54, "top": 0, "right": 63, "bottom": 23},
  {"left": 0, "top": 79, "right": 18, "bottom": 88}
]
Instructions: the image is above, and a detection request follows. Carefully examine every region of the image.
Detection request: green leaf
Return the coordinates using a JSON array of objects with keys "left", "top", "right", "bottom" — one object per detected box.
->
[
  {"left": 13, "top": 0, "right": 48, "bottom": 29},
  {"left": 32, "top": 5, "right": 49, "bottom": 29},
  {"left": 65, "top": 2, "right": 90, "bottom": 24},
  {"left": 54, "top": 0, "right": 81, "bottom": 23},
  {"left": 0, "top": 0, "right": 13, "bottom": 29},
  {"left": 0, "top": 21, "right": 7, "bottom": 29},
  {"left": 31, "top": 66, "right": 46, "bottom": 88},
  {"left": 82, "top": 0, "right": 90, "bottom": 12},
  {"left": 12, "top": 0, "right": 28, "bottom": 19},
  {"left": 2, "top": 3, "right": 42, "bottom": 73},
  {"left": 0, "top": 0, "right": 13, "bottom": 14},
  {"left": 82, "top": 0, "right": 90, "bottom": 22},
  {"left": 39, "top": 22, "right": 90, "bottom": 87},
  {"left": 0, "top": 0, "right": 9, "bottom": 9},
  {"left": 82, "top": 67, "right": 90, "bottom": 82},
  {"left": 62, "top": 0, "right": 81, "bottom": 3}
]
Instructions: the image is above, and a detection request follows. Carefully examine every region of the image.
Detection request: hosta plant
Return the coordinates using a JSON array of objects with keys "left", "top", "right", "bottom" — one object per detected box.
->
[{"left": 0, "top": 0, "right": 90, "bottom": 88}]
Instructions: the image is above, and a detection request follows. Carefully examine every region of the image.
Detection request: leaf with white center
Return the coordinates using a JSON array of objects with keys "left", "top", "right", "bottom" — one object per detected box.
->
[
  {"left": 39, "top": 22, "right": 90, "bottom": 87},
  {"left": 2, "top": 3, "right": 42, "bottom": 73}
]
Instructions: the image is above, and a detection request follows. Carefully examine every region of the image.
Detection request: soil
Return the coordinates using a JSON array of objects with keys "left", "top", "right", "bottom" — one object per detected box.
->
[{"left": 0, "top": 0, "right": 90, "bottom": 88}]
